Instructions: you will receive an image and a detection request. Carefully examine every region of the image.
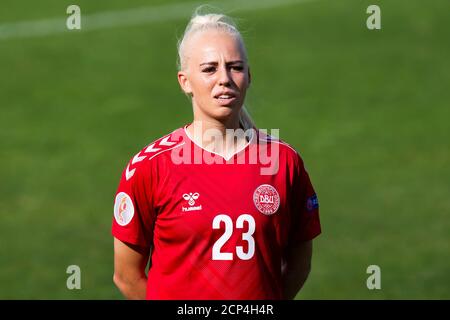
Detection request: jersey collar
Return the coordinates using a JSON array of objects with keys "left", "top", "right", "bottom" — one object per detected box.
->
[{"left": 183, "top": 123, "right": 256, "bottom": 161}]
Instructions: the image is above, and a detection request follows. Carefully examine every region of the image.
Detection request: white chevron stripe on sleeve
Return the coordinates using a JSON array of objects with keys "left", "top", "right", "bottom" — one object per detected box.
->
[
  {"left": 145, "top": 143, "right": 161, "bottom": 153},
  {"left": 159, "top": 136, "right": 176, "bottom": 146},
  {"left": 125, "top": 164, "right": 136, "bottom": 180}
]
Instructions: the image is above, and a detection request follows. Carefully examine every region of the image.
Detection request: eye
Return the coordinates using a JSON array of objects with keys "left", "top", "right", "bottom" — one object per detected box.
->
[
  {"left": 230, "top": 65, "right": 244, "bottom": 72},
  {"left": 202, "top": 66, "right": 216, "bottom": 73}
]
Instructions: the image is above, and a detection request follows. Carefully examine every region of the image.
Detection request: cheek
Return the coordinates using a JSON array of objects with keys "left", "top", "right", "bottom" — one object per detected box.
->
[
  {"left": 234, "top": 73, "right": 249, "bottom": 89},
  {"left": 192, "top": 76, "right": 215, "bottom": 95}
]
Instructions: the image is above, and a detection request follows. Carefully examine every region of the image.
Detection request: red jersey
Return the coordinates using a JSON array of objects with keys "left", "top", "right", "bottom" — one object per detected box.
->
[{"left": 112, "top": 125, "right": 321, "bottom": 299}]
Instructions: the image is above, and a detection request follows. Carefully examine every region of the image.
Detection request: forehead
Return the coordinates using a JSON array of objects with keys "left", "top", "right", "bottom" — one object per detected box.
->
[{"left": 185, "top": 30, "right": 246, "bottom": 63}]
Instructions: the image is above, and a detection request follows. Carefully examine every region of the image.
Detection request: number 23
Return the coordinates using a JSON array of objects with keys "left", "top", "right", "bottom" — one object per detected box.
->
[{"left": 212, "top": 214, "right": 255, "bottom": 260}]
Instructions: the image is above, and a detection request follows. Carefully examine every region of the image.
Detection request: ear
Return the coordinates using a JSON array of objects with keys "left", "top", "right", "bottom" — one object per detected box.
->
[
  {"left": 247, "top": 66, "right": 252, "bottom": 88},
  {"left": 177, "top": 71, "right": 193, "bottom": 96}
]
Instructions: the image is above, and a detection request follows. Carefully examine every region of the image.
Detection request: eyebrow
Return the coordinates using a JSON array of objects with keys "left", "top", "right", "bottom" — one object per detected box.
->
[{"left": 199, "top": 60, "right": 244, "bottom": 66}]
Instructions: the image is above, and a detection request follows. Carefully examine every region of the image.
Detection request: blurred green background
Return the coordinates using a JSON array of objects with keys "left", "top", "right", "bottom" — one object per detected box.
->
[{"left": 0, "top": 0, "right": 448, "bottom": 299}]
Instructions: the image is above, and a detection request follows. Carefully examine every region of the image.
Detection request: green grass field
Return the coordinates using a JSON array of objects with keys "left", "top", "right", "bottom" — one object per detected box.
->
[{"left": 0, "top": 0, "right": 449, "bottom": 299}]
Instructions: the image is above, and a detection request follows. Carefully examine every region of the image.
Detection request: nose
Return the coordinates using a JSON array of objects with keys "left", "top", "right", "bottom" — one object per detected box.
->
[{"left": 217, "top": 65, "right": 231, "bottom": 86}]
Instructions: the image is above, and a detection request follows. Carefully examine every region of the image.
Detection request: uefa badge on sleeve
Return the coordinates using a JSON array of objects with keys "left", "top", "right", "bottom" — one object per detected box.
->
[
  {"left": 306, "top": 194, "right": 319, "bottom": 212},
  {"left": 253, "top": 184, "right": 280, "bottom": 215},
  {"left": 114, "top": 192, "right": 134, "bottom": 226}
]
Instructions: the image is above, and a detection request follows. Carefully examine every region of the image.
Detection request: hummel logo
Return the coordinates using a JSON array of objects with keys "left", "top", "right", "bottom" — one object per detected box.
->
[
  {"left": 182, "top": 192, "right": 202, "bottom": 212},
  {"left": 182, "top": 192, "right": 199, "bottom": 206}
]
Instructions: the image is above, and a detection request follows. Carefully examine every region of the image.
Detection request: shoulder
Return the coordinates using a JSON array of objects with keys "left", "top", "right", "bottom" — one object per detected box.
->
[
  {"left": 256, "top": 129, "right": 303, "bottom": 165},
  {"left": 122, "top": 127, "right": 185, "bottom": 181}
]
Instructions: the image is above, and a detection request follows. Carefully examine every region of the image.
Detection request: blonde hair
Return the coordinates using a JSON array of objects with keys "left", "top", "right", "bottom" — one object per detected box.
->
[{"left": 177, "top": 8, "right": 256, "bottom": 130}]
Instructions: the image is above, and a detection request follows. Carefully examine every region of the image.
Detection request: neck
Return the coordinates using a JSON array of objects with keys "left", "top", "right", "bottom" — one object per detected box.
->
[
  {"left": 192, "top": 117, "right": 241, "bottom": 134},
  {"left": 186, "top": 114, "right": 250, "bottom": 159}
]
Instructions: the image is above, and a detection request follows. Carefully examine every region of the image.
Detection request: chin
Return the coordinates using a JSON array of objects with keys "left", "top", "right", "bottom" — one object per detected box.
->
[
  {"left": 212, "top": 110, "right": 234, "bottom": 121},
  {"left": 196, "top": 100, "right": 242, "bottom": 121}
]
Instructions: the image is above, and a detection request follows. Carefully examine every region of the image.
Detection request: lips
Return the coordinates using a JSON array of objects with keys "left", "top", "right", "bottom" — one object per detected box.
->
[{"left": 214, "top": 92, "right": 237, "bottom": 106}]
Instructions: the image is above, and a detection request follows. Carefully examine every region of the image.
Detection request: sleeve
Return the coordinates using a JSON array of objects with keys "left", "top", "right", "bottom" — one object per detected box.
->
[
  {"left": 289, "top": 153, "right": 322, "bottom": 244},
  {"left": 111, "top": 156, "right": 155, "bottom": 248}
]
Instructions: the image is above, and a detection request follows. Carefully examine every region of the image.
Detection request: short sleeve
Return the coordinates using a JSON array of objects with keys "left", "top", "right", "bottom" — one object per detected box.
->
[
  {"left": 111, "top": 157, "right": 155, "bottom": 248},
  {"left": 289, "top": 153, "right": 322, "bottom": 244}
]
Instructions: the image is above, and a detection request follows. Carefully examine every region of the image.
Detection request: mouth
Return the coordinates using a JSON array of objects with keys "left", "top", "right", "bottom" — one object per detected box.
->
[{"left": 214, "top": 93, "right": 237, "bottom": 106}]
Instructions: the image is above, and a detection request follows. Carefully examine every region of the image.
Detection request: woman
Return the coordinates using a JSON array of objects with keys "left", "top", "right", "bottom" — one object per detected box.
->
[{"left": 112, "top": 10, "right": 321, "bottom": 300}]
